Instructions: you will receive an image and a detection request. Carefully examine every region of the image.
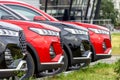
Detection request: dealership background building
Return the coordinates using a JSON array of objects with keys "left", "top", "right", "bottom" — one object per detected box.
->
[
  {"left": 19, "top": 0, "right": 102, "bottom": 23},
  {"left": 20, "top": 0, "right": 40, "bottom": 8}
]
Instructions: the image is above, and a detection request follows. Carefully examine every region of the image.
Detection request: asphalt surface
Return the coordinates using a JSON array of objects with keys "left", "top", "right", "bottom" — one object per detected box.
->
[{"left": 90, "top": 55, "right": 120, "bottom": 65}]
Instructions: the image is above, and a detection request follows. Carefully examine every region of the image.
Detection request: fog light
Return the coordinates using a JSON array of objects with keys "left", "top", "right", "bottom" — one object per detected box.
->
[
  {"left": 49, "top": 46, "right": 56, "bottom": 59},
  {"left": 80, "top": 43, "right": 85, "bottom": 52},
  {"left": 102, "top": 42, "right": 107, "bottom": 50}
]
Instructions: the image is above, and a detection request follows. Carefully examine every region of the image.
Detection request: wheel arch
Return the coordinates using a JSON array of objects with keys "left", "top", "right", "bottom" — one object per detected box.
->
[
  {"left": 63, "top": 43, "right": 73, "bottom": 67},
  {"left": 27, "top": 42, "right": 41, "bottom": 73},
  {"left": 90, "top": 42, "right": 96, "bottom": 61}
]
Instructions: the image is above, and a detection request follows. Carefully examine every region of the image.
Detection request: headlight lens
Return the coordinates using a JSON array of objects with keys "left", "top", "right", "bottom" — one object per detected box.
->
[
  {"left": 88, "top": 28, "right": 109, "bottom": 35},
  {"left": 0, "top": 28, "right": 18, "bottom": 36},
  {"left": 64, "top": 28, "right": 88, "bottom": 35},
  {"left": 29, "top": 27, "right": 59, "bottom": 36}
]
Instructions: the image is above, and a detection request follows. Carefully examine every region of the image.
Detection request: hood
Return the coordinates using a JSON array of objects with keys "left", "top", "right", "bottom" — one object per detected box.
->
[
  {"left": 0, "top": 21, "right": 22, "bottom": 31},
  {"left": 67, "top": 22, "right": 109, "bottom": 31},
  {"left": 61, "top": 22, "right": 88, "bottom": 31},
  {"left": 2, "top": 20, "right": 61, "bottom": 32},
  {"left": 39, "top": 21, "right": 88, "bottom": 32}
]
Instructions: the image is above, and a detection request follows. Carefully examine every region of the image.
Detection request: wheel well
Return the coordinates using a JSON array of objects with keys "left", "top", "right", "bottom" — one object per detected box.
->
[
  {"left": 27, "top": 46, "right": 38, "bottom": 74},
  {"left": 63, "top": 45, "right": 71, "bottom": 67}
]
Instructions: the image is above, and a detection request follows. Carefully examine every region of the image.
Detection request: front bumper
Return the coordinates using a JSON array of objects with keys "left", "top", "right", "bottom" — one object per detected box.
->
[
  {"left": 29, "top": 35, "right": 63, "bottom": 62},
  {"left": 63, "top": 35, "right": 91, "bottom": 65},
  {"left": 95, "top": 55, "right": 112, "bottom": 60},
  {"left": 0, "top": 59, "right": 27, "bottom": 78},
  {"left": 39, "top": 56, "right": 64, "bottom": 71},
  {"left": 27, "top": 35, "right": 64, "bottom": 72},
  {"left": 0, "top": 33, "right": 26, "bottom": 78},
  {"left": 72, "top": 51, "right": 92, "bottom": 65},
  {"left": 95, "top": 49, "right": 112, "bottom": 60}
]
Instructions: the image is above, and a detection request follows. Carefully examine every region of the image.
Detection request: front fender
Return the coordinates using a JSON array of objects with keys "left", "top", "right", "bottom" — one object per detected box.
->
[
  {"left": 27, "top": 42, "right": 41, "bottom": 72},
  {"left": 63, "top": 42, "right": 73, "bottom": 66}
]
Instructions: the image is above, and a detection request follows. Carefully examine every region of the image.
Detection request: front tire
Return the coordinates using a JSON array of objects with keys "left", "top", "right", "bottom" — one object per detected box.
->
[{"left": 10, "top": 53, "right": 35, "bottom": 80}]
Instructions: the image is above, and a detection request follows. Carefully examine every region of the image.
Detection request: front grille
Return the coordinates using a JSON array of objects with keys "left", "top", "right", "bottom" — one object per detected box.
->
[
  {"left": 19, "top": 30, "right": 27, "bottom": 53},
  {"left": 59, "top": 32, "right": 63, "bottom": 48}
]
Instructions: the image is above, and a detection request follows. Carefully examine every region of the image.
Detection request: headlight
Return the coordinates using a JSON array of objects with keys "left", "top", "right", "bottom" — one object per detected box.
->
[
  {"left": 88, "top": 28, "right": 109, "bottom": 35},
  {"left": 0, "top": 28, "right": 18, "bottom": 36},
  {"left": 64, "top": 28, "right": 88, "bottom": 35},
  {"left": 29, "top": 27, "right": 59, "bottom": 36}
]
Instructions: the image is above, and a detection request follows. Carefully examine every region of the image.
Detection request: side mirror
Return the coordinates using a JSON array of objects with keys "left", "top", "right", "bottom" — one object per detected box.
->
[
  {"left": 33, "top": 16, "right": 47, "bottom": 21},
  {"left": 1, "top": 15, "right": 16, "bottom": 20}
]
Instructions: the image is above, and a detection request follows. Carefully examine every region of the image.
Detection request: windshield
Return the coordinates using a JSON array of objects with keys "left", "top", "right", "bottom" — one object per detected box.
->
[{"left": 6, "top": 5, "right": 49, "bottom": 21}]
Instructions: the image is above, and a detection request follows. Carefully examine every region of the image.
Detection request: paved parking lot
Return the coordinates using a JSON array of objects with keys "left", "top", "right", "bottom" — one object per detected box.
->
[{"left": 91, "top": 55, "right": 120, "bottom": 65}]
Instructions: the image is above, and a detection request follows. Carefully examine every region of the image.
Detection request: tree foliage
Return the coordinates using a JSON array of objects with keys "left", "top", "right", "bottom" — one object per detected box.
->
[{"left": 99, "top": 0, "right": 119, "bottom": 25}]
